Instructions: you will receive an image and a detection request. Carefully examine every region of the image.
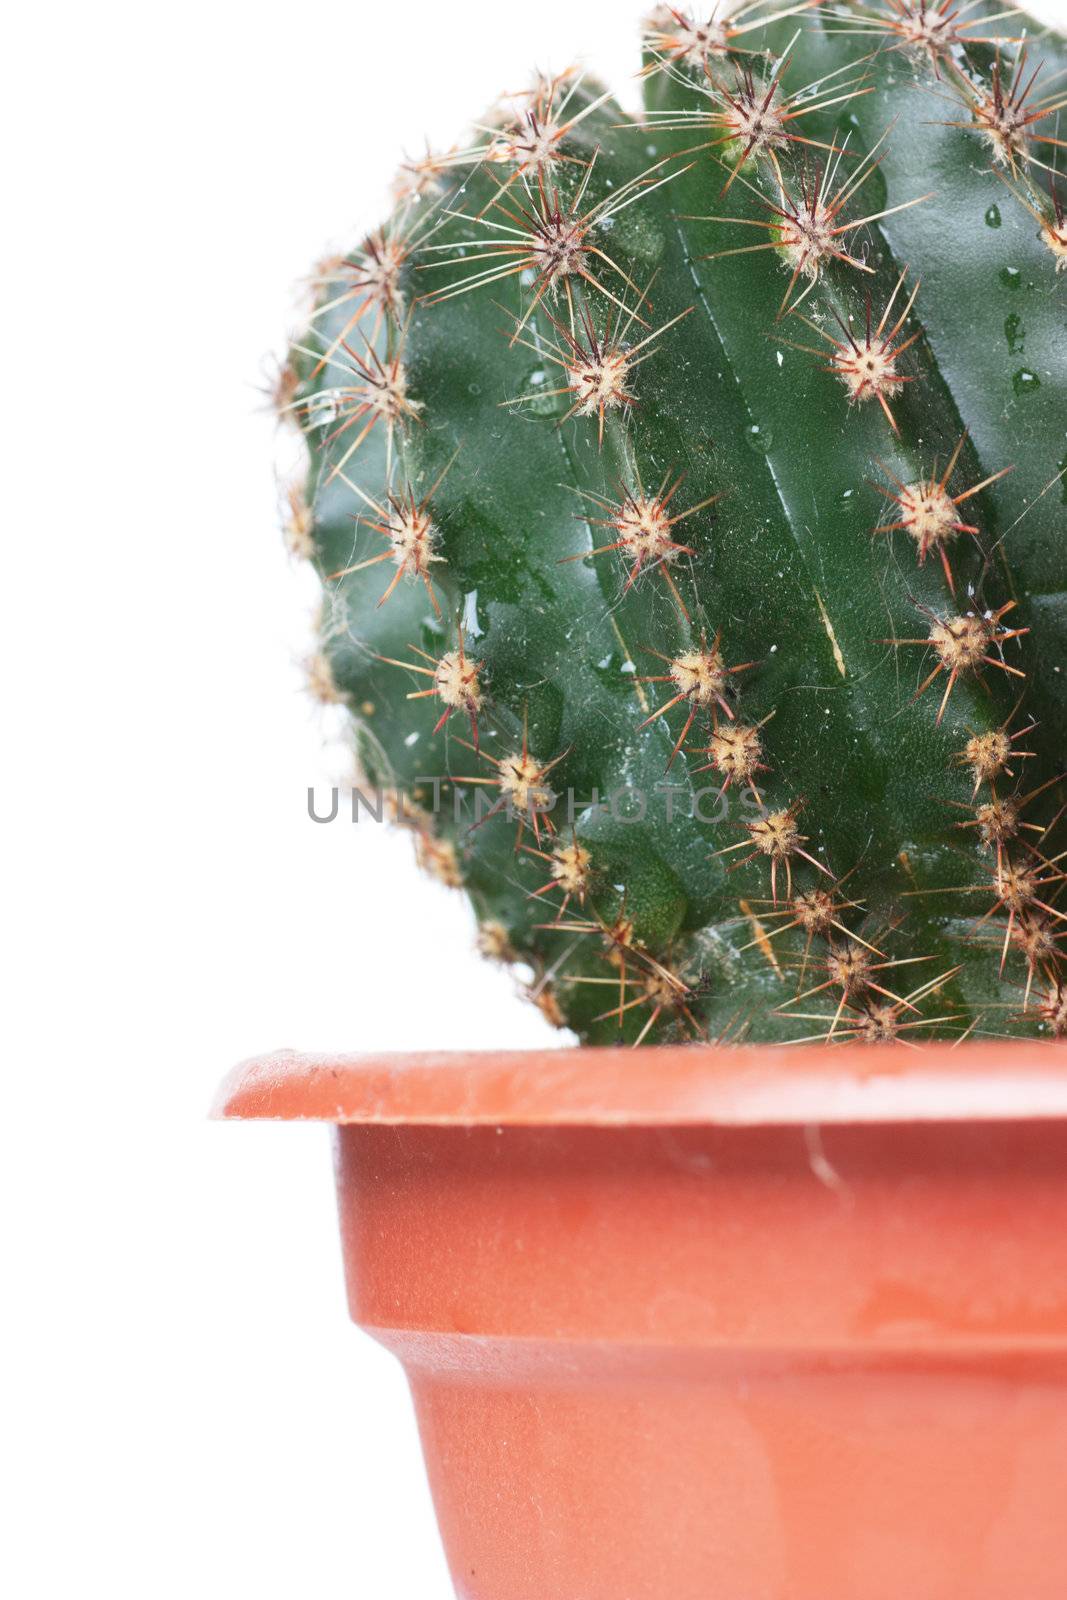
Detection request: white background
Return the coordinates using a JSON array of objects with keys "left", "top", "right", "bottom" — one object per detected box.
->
[{"left": 4, "top": 2, "right": 1064, "bottom": 1596}]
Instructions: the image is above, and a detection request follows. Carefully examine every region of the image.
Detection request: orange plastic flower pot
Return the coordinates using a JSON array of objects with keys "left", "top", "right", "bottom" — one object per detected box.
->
[{"left": 218, "top": 1043, "right": 1067, "bottom": 1600}]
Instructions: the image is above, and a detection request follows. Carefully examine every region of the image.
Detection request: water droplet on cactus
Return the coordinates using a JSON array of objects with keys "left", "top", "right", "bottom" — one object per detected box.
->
[
  {"left": 1004, "top": 314, "right": 1025, "bottom": 355},
  {"left": 1012, "top": 369, "right": 1041, "bottom": 396},
  {"left": 592, "top": 651, "right": 637, "bottom": 693},
  {"left": 744, "top": 422, "right": 773, "bottom": 453},
  {"left": 520, "top": 366, "right": 563, "bottom": 417},
  {"left": 999, "top": 266, "right": 1021, "bottom": 290},
  {"left": 462, "top": 590, "right": 484, "bottom": 638},
  {"left": 307, "top": 390, "right": 340, "bottom": 429},
  {"left": 984, "top": 204, "right": 1002, "bottom": 229}
]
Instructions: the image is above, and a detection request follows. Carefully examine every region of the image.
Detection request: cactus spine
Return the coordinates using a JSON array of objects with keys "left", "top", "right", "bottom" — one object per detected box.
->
[{"left": 279, "top": 2, "right": 1067, "bottom": 1045}]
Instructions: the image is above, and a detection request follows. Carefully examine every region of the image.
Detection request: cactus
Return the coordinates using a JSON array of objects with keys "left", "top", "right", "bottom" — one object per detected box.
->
[{"left": 278, "top": 2, "right": 1066, "bottom": 1046}]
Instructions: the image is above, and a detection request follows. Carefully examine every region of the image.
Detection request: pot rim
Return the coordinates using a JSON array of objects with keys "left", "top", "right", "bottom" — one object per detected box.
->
[{"left": 215, "top": 1042, "right": 1067, "bottom": 1128}]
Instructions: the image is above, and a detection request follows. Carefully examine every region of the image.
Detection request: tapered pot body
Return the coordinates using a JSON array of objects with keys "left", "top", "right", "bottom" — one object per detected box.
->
[{"left": 220, "top": 1045, "right": 1067, "bottom": 1600}]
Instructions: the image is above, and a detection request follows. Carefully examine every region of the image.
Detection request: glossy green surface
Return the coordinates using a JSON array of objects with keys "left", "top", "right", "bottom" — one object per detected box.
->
[{"left": 288, "top": 3, "right": 1065, "bottom": 1043}]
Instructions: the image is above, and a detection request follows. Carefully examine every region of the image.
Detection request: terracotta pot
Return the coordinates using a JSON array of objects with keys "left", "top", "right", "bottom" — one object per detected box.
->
[{"left": 218, "top": 1043, "right": 1067, "bottom": 1600}]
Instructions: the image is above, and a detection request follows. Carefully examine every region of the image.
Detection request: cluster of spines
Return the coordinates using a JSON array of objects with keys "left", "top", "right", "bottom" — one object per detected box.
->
[
  {"left": 273, "top": 1, "right": 1065, "bottom": 1043},
  {"left": 823, "top": 3, "right": 1067, "bottom": 259}
]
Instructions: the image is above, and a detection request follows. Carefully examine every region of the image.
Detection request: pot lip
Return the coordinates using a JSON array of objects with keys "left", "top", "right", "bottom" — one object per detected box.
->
[{"left": 214, "top": 1042, "right": 1067, "bottom": 1128}]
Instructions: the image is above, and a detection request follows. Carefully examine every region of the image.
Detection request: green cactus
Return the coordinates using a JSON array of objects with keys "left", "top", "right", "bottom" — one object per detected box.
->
[{"left": 279, "top": 1, "right": 1066, "bottom": 1046}]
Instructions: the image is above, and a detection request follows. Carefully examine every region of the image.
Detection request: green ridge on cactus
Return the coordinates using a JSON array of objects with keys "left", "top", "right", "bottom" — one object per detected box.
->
[{"left": 282, "top": 1, "right": 1066, "bottom": 1046}]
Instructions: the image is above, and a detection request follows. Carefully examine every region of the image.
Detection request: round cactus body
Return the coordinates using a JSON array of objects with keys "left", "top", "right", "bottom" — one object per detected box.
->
[{"left": 281, "top": 3, "right": 1067, "bottom": 1045}]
